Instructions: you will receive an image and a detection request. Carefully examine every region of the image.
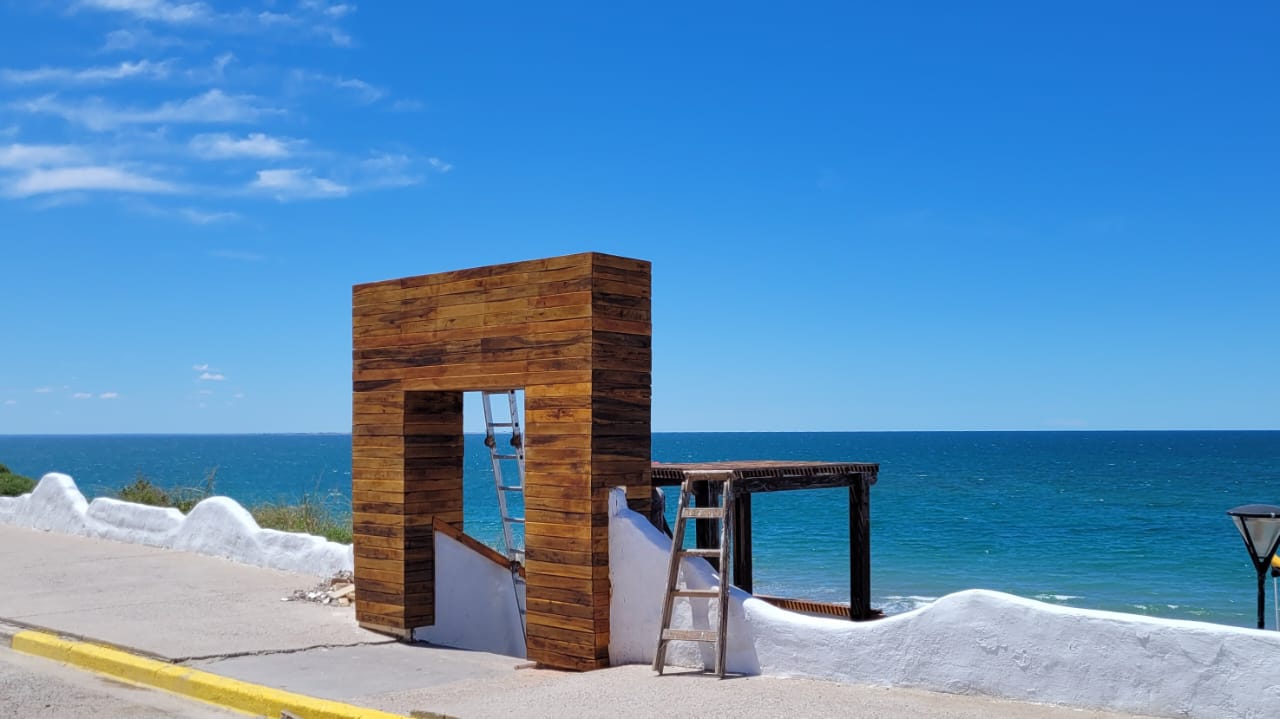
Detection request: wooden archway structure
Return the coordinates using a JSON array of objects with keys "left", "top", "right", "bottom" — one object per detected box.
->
[{"left": 351, "top": 252, "right": 651, "bottom": 671}]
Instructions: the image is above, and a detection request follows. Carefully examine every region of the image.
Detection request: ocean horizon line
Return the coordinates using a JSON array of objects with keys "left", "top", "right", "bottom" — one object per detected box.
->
[{"left": 2, "top": 428, "right": 1278, "bottom": 438}]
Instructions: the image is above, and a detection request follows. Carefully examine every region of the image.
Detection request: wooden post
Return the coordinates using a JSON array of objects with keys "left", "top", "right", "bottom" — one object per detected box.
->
[
  {"left": 849, "top": 476, "right": 871, "bottom": 620},
  {"left": 731, "top": 491, "right": 752, "bottom": 593},
  {"left": 694, "top": 481, "right": 721, "bottom": 571}
]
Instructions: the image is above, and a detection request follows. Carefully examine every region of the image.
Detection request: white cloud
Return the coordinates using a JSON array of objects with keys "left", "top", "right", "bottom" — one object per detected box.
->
[
  {"left": 16, "top": 90, "right": 281, "bottom": 131},
  {"left": 190, "top": 132, "right": 294, "bottom": 159},
  {"left": 0, "top": 60, "right": 172, "bottom": 85},
  {"left": 427, "top": 157, "right": 453, "bottom": 173},
  {"left": 101, "top": 27, "right": 191, "bottom": 52},
  {"left": 178, "top": 208, "right": 239, "bottom": 224},
  {"left": 249, "top": 168, "right": 347, "bottom": 200},
  {"left": 357, "top": 152, "right": 421, "bottom": 188},
  {"left": 192, "top": 363, "right": 208, "bottom": 371},
  {"left": 233, "top": 392, "right": 245, "bottom": 399},
  {"left": 0, "top": 144, "right": 86, "bottom": 169},
  {"left": 198, "top": 371, "right": 225, "bottom": 381},
  {"left": 99, "top": 392, "right": 119, "bottom": 399},
  {"left": 72, "top": 392, "right": 92, "bottom": 399},
  {"left": 3, "top": 166, "right": 177, "bottom": 198},
  {"left": 34, "top": 387, "right": 53, "bottom": 393},
  {"left": 78, "top": 0, "right": 213, "bottom": 25},
  {"left": 83, "top": 0, "right": 356, "bottom": 46},
  {"left": 292, "top": 70, "right": 383, "bottom": 104}
]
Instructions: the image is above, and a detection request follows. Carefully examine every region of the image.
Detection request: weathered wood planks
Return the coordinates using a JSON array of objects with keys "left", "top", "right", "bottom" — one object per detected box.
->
[{"left": 352, "top": 252, "right": 652, "bottom": 670}]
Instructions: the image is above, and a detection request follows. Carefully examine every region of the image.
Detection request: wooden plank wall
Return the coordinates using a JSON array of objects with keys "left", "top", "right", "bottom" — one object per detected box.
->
[{"left": 351, "top": 252, "right": 652, "bottom": 670}]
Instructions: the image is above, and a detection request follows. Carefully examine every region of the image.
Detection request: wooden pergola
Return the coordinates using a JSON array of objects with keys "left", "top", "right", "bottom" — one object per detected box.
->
[{"left": 651, "top": 461, "right": 880, "bottom": 620}]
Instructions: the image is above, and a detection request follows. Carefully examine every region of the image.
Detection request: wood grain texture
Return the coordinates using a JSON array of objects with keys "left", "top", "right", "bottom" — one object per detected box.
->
[{"left": 352, "top": 252, "right": 651, "bottom": 670}]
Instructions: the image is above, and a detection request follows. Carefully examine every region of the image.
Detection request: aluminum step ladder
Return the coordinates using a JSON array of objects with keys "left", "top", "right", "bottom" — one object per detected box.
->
[
  {"left": 482, "top": 390, "right": 527, "bottom": 636},
  {"left": 652, "top": 471, "right": 735, "bottom": 678}
]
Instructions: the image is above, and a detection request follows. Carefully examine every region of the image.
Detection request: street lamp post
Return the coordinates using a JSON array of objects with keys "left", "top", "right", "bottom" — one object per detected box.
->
[{"left": 1226, "top": 504, "right": 1280, "bottom": 630}]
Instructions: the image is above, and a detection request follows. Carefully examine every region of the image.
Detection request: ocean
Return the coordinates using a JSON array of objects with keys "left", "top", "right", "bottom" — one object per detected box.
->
[{"left": 2, "top": 431, "right": 1278, "bottom": 628}]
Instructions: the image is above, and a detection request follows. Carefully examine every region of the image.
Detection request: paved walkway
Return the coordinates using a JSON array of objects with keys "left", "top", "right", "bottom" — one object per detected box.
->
[{"left": 0, "top": 525, "right": 1160, "bottom": 719}]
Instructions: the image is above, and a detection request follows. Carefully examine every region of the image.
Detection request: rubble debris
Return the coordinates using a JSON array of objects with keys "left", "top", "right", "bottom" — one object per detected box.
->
[{"left": 282, "top": 571, "right": 356, "bottom": 606}]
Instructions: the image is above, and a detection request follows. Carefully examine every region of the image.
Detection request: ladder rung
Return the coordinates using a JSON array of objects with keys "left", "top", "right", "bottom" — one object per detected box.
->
[
  {"left": 661, "top": 629, "right": 718, "bottom": 642},
  {"left": 679, "top": 548, "right": 720, "bottom": 558},
  {"left": 498, "top": 484, "right": 523, "bottom": 492},
  {"left": 503, "top": 517, "right": 525, "bottom": 524},
  {"left": 487, "top": 422, "right": 517, "bottom": 427},
  {"left": 493, "top": 453, "right": 522, "bottom": 460},
  {"left": 681, "top": 507, "right": 725, "bottom": 519},
  {"left": 671, "top": 588, "right": 720, "bottom": 598}
]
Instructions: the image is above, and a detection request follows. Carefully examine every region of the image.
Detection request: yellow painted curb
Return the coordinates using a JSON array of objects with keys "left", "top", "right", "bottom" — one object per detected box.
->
[{"left": 11, "top": 629, "right": 414, "bottom": 719}]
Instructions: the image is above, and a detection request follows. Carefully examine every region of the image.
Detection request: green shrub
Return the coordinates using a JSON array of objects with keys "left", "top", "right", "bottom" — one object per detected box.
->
[
  {"left": 0, "top": 471, "right": 36, "bottom": 497},
  {"left": 251, "top": 490, "right": 353, "bottom": 544},
  {"left": 116, "top": 474, "right": 176, "bottom": 507},
  {"left": 115, "top": 468, "right": 217, "bottom": 512},
  {"left": 111, "top": 469, "right": 352, "bottom": 544}
]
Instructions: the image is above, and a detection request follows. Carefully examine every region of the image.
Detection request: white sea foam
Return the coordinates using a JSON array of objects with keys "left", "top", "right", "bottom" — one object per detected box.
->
[
  {"left": 877, "top": 594, "right": 939, "bottom": 614},
  {"left": 1033, "top": 593, "right": 1084, "bottom": 602}
]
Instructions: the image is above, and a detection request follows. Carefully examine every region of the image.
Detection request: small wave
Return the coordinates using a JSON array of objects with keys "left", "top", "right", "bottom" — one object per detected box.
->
[
  {"left": 879, "top": 595, "right": 939, "bottom": 614},
  {"left": 1034, "top": 593, "right": 1083, "bottom": 602}
]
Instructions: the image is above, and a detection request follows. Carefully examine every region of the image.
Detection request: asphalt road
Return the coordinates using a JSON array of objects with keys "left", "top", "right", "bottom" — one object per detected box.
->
[{"left": 0, "top": 644, "right": 240, "bottom": 719}]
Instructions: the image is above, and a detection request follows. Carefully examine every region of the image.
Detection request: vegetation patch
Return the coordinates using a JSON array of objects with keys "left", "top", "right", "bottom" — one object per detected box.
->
[
  {"left": 114, "top": 469, "right": 352, "bottom": 543},
  {"left": 0, "top": 462, "right": 36, "bottom": 497}
]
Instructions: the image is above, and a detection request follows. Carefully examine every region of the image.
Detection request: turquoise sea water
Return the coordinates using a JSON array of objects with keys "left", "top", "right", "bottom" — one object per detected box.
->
[{"left": 2, "top": 431, "right": 1278, "bottom": 628}]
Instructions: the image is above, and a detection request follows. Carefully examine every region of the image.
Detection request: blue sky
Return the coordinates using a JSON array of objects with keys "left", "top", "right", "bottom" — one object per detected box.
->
[{"left": 0, "top": 1, "right": 1276, "bottom": 434}]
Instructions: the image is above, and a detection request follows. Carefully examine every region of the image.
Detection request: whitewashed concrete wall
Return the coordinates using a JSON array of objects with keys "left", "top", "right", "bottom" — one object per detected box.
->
[
  {"left": 0, "top": 473, "right": 352, "bottom": 577},
  {"left": 413, "top": 531, "right": 526, "bottom": 659},
  {"left": 0, "top": 473, "right": 527, "bottom": 658},
  {"left": 608, "top": 488, "right": 1280, "bottom": 719}
]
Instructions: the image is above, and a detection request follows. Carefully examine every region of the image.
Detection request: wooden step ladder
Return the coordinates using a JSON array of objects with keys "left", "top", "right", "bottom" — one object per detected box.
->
[{"left": 652, "top": 470, "right": 735, "bottom": 678}]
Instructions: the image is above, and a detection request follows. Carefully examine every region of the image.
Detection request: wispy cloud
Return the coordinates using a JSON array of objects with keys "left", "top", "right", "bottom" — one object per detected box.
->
[
  {"left": 15, "top": 90, "right": 281, "bottom": 131},
  {"left": 357, "top": 152, "right": 421, "bottom": 188},
  {"left": 99, "top": 392, "right": 120, "bottom": 399},
  {"left": 3, "top": 399, "right": 16, "bottom": 406},
  {"left": 72, "top": 392, "right": 93, "bottom": 399},
  {"left": 190, "top": 132, "right": 295, "bottom": 159},
  {"left": 198, "top": 371, "right": 225, "bottom": 381},
  {"left": 290, "top": 70, "right": 384, "bottom": 104},
  {"left": 3, "top": 166, "right": 177, "bottom": 198},
  {"left": 82, "top": 0, "right": 358, "bottom": 46},
  {"left": 248, "top": 168, "right": 347, "bottom": 200},
  {"left": 101, "top": 27, "right": 193, "bottom": 52},
  {"left": 2, "top": 3, "right": 442, "bottom": 219},
  {"left": 34, "top": 387, "right": 53, "bottom": 393},
  {"left": 0, "top": 144, "right": 87, "bottom": 169},
  {"left": 178, "top": 207, "right": 238, "bottom": 224},
  {"left": 0, "top": 59, "right": 173, "bottom": 85},
  {"left": 78, "top": 0, "right": 214, "bottom": 25}
]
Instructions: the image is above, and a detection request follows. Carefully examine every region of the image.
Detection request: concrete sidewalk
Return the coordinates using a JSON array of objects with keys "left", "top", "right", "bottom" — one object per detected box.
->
[{"left": 1, "top": 525, "right": 1159, "bottom": 719}]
